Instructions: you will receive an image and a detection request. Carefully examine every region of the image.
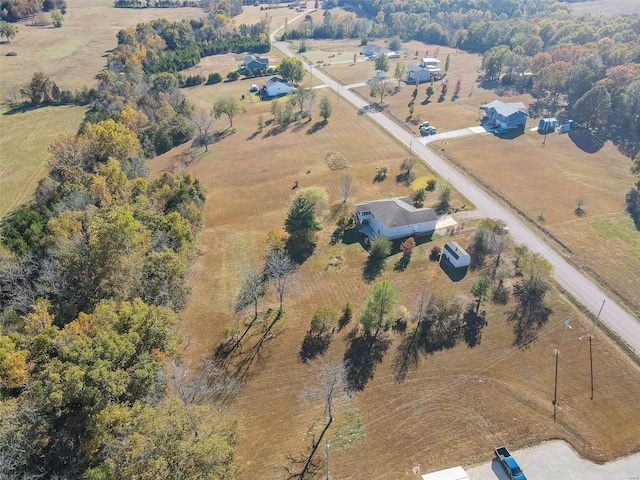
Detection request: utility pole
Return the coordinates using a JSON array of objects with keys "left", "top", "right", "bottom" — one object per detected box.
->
[
  {"left": 590, "top": 299, "right": 605, "bottom": 400},
  {"left": 325, "top": 439, "right": 330, "bottom": 480},
  {"left": 553, "top": 314, "right": 572, "bottom": 422}
]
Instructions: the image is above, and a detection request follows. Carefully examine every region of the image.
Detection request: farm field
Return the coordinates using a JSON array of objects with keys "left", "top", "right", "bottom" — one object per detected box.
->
[
  {"left": 1, "top": 0, "right": 639, "bottom": 476},
  {"left": 570, "top": 0, "right": 640, "bottom": 16},
  {"left": 0, "top": 105, "right": 86, "bottom": 218},
  {"left": 442, "top": 132, "right": 640, "bottom": 315},
  {"left": 150, "top": 75, "right": 640, "bottom": 479}
]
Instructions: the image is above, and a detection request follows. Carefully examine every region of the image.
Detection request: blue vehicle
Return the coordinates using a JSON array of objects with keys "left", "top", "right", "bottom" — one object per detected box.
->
[{"left": 494, "top": 446, "right": 527, "bottom": 480}]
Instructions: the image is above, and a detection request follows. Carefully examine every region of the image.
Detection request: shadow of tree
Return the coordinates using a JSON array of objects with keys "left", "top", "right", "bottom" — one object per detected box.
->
[
  {"left": 568, "top": 129, "right": 605, "bottom": 153},
  {"left": 392, "top": 324, "right": 421, "bottom": 383},
  {"left": 337, "top": 310, "right": 352, "bottom": 332},
  {"left": 286, "top": 238, "right": 316, "bottom": 264},
  {"left": 306, "top": 120, "right": 327, "bottom": 135},
  {"left": 462, "top": 308, "right": 487, "bottom": 348},
  {"left": 299, "top": 331, "right": 332, "bottom": 362},
  {"left": 362, "top": 257, "right": 385, "bottom": 282},
  {"left": 343, "top": 333, "right": 391, "bottom": 392},
  {"left": 340, "top": 228, "right": 363, "bottom": 246},
  {"left": 394, "top": 255, "right": 410, "bottom": 271},
  {"left": 210, "top": 310, "right": 284, "bottom": 390},
  {"left": 262, "top": 124, "right": 288, "bottom": 138}
]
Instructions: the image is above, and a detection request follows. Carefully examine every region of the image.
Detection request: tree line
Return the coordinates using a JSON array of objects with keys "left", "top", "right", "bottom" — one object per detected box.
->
[
  {"left": 1, "top": 0, "right": 65, "bottom": 22},
  {"left": 0, "top": 13, "right": 261, "bottom": 477}
]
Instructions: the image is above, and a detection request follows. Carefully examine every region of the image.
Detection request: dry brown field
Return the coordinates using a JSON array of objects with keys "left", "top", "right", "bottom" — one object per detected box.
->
[
  {"left": 150, "top": 73, "right": 640, "bottom": 478},
  {"left": 2, "top": 0, "right": 639, "bottom": 472},
  {"left": 570, "top": 0, "right": 640, "bottom": 16},
  {"left": 442, "top": 132, "right": 640, "bottom": 315}
]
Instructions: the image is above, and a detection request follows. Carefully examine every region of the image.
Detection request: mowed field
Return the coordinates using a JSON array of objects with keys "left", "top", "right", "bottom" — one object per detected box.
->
[
  {"left": 2, "top": 0, "right": 640, "bottom": 475},
  {"left": 0, "top": 105, "right": 86, "bottom": 218},
  {"left": 150, "top": 64, "right": 640, "bottom": 478},
  {"left": 570, "top": 0, "right": 640, "bottom": 16},
  {"left": 442, "top": 133, "right": 640, "bottom": 314},
  {"left": 0, "top": 0, "right": 207, "bottom": 217}
]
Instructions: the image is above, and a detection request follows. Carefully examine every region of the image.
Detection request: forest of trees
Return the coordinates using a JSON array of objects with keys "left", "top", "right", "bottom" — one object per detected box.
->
[
  {"left": 0, "top": 0, "right": 65, "bottom": 21},
  {"left": 0, "top": 12, "right": 254, "bottom": 475}
]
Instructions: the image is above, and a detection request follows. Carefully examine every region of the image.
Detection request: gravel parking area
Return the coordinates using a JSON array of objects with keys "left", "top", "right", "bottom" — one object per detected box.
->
[{"left": 466, "top": 441, "right": 640, "bottom": 480}]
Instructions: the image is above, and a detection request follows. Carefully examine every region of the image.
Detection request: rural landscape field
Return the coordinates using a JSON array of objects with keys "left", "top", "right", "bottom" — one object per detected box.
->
[{"left": 1, "top": 0, "right": 639, "bottom": 479}]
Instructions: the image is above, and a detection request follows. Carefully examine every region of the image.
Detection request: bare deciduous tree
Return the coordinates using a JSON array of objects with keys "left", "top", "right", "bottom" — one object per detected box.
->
[
  {"left": 169, "top": 358, "right": 239, "bottom": 405},
  {"left": 192, "top": 108, "right": 215, "bottom": 152},
  {"left": 265, "top": 250, "right": 298, "bottom": 315},
  {"left": 286, "top": 362, "right": 350, "bottom": 479}
]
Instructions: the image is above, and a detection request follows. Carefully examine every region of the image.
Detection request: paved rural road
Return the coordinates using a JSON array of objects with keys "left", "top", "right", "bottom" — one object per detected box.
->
[
  {"left": 465, "top": 440, "right": 640, "bottom": 480},
  {"left": 271, "top": 29, "right": 640, "bottom": 356}
]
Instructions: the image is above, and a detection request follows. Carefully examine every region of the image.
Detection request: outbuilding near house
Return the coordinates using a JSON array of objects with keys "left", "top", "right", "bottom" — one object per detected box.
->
[
  {"left": 355, "top": 197, "right": 437, "bottom": 240},
  {"left": 441, "top": 241, "right": 470, "bottom": 268}
]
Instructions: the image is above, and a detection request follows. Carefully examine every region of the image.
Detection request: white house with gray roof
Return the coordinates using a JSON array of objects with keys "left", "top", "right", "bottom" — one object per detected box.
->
[
  {"left": 483, "top": 100, "right": 529, "bottom": 130},
  {"left": 354, "top": 197, "right": 437, "bottom": 240}
]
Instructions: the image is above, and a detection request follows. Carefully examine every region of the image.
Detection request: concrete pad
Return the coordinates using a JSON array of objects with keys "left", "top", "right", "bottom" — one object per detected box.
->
[{"left": 466, "top": 440, "right": 640, "bottom": 480}]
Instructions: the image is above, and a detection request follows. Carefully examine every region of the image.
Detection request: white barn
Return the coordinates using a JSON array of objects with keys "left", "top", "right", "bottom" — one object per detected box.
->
[
  {"left": 442, "top": 241, "right": 471, "bottom": 268},
  {"left": 355, "top": 197, "right": 437, "bottom": 240}
]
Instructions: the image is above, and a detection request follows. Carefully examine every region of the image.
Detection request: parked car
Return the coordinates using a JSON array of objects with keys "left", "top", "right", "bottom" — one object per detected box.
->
[
  {"left": 249, "top": 84, "right": 258, "bottom": 92},
  {"left": 494, "top": 446, "right": 527, "bottom": 480},
  {"left": 420, "top": 125, "right": 437, "bottom": 136}
]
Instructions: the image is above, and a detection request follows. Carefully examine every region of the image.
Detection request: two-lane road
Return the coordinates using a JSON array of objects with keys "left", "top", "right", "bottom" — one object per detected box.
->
[{"left": 270, "top": 31, "right": 640, "bottom": 355}]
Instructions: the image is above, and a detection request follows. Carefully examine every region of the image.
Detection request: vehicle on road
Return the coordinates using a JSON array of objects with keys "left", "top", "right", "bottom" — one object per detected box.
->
[{"left": 494, "top": 446, "right": 527, "bottom": 480}]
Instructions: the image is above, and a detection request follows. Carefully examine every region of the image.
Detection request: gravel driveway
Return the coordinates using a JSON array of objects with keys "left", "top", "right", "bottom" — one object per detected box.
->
[{"left": 466, "top": 441, "right": 640, "bottom": 480}]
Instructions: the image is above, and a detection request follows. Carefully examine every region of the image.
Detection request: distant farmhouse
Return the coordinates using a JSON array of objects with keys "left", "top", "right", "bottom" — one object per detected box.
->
[
  {"left": 361, "top": 44, "right": 392, "bottom": 58},
  {"left": 242, "top": 54, "right": 269, "bottom": 73},
  {"left": 482, "top": 100, "right": 529, "bottom": 130},
  {"left": 355, "top": 197, "right": 437, "bottom": 240},
  {"left": 263, "top": 77, "right": 294, "bottom": 97},
  {"left": 406, "top": 57, "right": 442, "bottom": 84}
]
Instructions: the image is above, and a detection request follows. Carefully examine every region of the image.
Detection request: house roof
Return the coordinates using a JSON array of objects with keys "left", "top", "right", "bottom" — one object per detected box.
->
[
  {"left": 484, "top": 100, "right": 528, "bottom": 118},
  {"left": 407, "top": 63, "right": 425, "bottom": 72},
  {"left": 355, "top": 197, "right": 437, "bottom": 229},
  {"left": 444, "top": 241, "right": 469, "bottom": 260},
  {"left": 265, "top": 76, "right": 291, "bottom": 87},
  {"left": 244, "top": 54, "right": 268, "bottom": 66},
  {"left": 363, "top": 44, "right": 391, "bottom": 54}
]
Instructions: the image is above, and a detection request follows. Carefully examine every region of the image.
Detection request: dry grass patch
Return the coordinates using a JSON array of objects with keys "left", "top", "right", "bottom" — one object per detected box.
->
[
  {"left": 442, "top": 131, "right": 639, "bottom": 313},
  {"left": 0, "top": 0, "right": 203, "bottom": 100},
  {"left": 149, "top": 76, "right": 640, "bottom": 479},
  {"left": 571, "top": 0, "right": 640, "bottom": 16}
]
